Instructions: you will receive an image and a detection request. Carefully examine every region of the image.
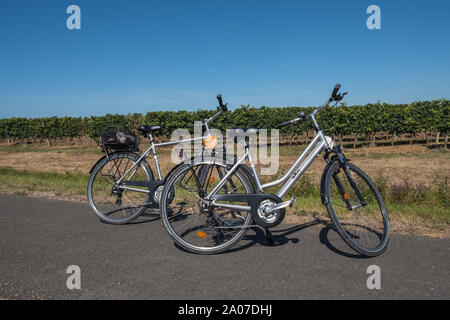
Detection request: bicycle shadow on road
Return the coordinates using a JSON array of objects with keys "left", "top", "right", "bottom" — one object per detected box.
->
[
  {"left": 172, "top": 220, "right": 319, "bottom": 255},
  {"left": 319, "top": 225, "right": 371, "bottom": 259},
  {"left": 231, "top": 218, "right": 371, "bottom": 259},
  {"left": 172, "top": 217, "right": 373, "bottom": 259},
  {"left": 125, "top": 209, "right": 161, "bottom": 225},
  {"left": 224, "top": 218, "right": 323, "bottom": 254}
]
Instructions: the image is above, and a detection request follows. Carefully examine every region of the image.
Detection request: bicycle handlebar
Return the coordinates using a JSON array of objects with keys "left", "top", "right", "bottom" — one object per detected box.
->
[
  {"left": 277, "top": 84, "right": 347, "bottom": 128},
  {"left": 203, "top": 94, "right": 228, "bottom": 125},
  {"left": 277, "top": 112, "right": 306, "bottom": 128},
  {"left": 277, "top": 119, "right": 298, "bottom": 128}
]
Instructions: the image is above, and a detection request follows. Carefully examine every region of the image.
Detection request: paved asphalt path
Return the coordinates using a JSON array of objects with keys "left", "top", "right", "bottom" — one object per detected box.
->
[{"left": 0, "top": 193, "right": 449, "bottom": 300}]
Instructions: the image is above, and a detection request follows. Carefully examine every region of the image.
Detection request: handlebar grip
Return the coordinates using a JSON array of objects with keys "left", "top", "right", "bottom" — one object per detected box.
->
[
  {"left": 331, "top": 84, "right": 341, "bottom": 99},
  {"left": 217, "top": 94, "right": 228, "bottom": 111},
  {"left": 187, "top": 123, "right": 205, "bottom": 128},
  {"left": 217, "top": 94, "right": 224, "bottom": 107},
  {"left": 277, "top": 120, "right": 293, "bottom": 128}
]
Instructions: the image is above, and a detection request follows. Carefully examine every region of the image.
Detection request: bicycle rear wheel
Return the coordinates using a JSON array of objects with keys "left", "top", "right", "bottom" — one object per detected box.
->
[
  {"left": 324, "top": 161, "right": 390, "bottom": 256},
  {"left": 87, "top": 152, "right": 153, "bottom": 224},
  {"left": 160, "top": 161, "right": 255, "bottom": 254}
]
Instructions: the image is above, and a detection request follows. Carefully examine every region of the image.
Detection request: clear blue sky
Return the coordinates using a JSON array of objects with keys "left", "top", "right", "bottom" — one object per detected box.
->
[{"left": 0, "top": 0, "right": 449, "bottom": 118}]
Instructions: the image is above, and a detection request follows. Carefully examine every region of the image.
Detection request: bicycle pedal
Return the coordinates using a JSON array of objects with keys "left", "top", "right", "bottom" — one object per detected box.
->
[
  {"left": 351, "top": 203, "right": 363, "bottom": 210},
  {"left": 289, "top": 197, "right": 296, "bottom": 207}
]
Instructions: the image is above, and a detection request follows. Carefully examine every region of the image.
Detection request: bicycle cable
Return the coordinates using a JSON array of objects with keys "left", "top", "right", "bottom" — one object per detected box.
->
[{"left": 332, "top": 100, "right": 340, "bottom": 145}]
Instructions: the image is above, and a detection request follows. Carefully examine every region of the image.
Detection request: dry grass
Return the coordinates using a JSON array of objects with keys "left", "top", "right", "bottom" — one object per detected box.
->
[
  {"left": 0, "top": 144, "right": 176, "bottom": 176},
  {"left": 0, "top": 144, "right": 447, "bottom": 185},
  {"left": 0, "top": 142, "right": 448, "bottom": 238},
  {"left": 274, "top": 144, "right": 449, "bottom": 186}
]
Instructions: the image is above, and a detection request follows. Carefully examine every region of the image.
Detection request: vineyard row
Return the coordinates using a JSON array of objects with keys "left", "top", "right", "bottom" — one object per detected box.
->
[{"left": 0, "top": 100, "right": 448, "bottom": 146}]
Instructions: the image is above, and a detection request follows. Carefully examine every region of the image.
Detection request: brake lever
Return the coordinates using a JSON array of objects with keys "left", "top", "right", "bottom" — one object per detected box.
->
[{"left": 334, "top": 92, "right": 348, "bottom": 102}]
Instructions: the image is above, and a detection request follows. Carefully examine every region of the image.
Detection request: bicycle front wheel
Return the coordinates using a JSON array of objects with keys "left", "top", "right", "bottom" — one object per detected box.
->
[
  {"left": 324, "top": 161, "right": 390, "bottom": 256},
  {"left": 160, "top": 161, "right": 255, "bottom": 254},
  {"left": 87, "top": 152, "right": 153, "bottom": 224}
]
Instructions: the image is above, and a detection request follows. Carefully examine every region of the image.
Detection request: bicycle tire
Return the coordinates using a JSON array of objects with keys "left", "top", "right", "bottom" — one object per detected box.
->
[
  {"left": 87, "top": 152, "right": 154, "bottom": 224},
  {"left": 160, "top": 160, "right": 256, "bottom": 254},
  {"left": 324, "top": 161, "right": 390, "bottom": 256}
]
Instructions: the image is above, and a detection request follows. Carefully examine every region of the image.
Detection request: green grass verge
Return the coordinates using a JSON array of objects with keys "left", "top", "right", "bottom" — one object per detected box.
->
[
  {"left": 263, "top": 174, "right": 450, "bottom": 227},
  {"left": 288, "top": 195, "right": 449, "bottom": 228},
  {"left": 0, "top": 166, "right": 448, "bottom": 228},
  {"left": 0, "top": 167, "right": 89, "bottom": 197}
]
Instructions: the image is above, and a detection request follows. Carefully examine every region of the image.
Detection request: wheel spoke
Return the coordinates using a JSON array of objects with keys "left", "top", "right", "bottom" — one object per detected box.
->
[
  {"left": 161, "top": 163, "right": 253, "bottom": 254},
  {"left": 88, "top": 154, "right": 152, "bottom": 224}
]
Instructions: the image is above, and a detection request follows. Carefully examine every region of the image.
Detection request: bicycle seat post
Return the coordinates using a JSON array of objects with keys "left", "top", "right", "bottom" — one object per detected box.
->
[{"left": 148, "top": 133, "right": 163, "bottom": 180}]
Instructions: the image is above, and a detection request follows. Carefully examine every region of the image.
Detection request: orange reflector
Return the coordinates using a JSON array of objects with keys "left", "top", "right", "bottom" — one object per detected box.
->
[
  {"left": 209, "top": 177, "right": 215, "bottom": 185},
  {"left": 204, "top": 136, "right": 217, "bottom": 149},
  {"left": 196, "top": 231, "right": 207, "bottom": 238},
  {"left": 343, "top": 192, "right": 350, "bottom": 200}
]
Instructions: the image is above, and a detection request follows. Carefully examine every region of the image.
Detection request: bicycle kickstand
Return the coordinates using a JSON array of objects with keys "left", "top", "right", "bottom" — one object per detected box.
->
[
  {"left": 265, "top": 228, "right": 274, "bottom": 246},
  {"left": 115, "top": 194, "right": 122, "bottom": 206}
]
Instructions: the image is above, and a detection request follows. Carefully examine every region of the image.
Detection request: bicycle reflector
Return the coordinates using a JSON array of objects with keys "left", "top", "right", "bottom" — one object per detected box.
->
[
  {"left": 209, "top": 177, "right": 215, "bottom": 185},
  {"left": 196, "top": 231, "right": 208, "bottom": 238},
  {"left": 343, "top": 192, "right": 350, "bottom": 200},
  {"left": 204, "top": 135, "right": 217, "bottom": 149}
]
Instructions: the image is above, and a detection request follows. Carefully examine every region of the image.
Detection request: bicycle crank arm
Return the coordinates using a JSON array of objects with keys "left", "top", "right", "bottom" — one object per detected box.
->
[
  {"left": 213, "top": 193, "right": 285, "bottom": 228},
  {"left": 264, "top": 197, "right": 296, "bottom": 213}
]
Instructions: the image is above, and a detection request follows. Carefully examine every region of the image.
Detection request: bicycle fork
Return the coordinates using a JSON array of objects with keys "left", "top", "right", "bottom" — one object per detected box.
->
[{"left": 333, "top": 149, "right": 367, "bottom": 210}]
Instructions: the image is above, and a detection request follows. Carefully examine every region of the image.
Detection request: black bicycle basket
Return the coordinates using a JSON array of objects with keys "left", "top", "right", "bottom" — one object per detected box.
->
[{"left": 99, "top": 127, "right": 139, "bottom": 152}]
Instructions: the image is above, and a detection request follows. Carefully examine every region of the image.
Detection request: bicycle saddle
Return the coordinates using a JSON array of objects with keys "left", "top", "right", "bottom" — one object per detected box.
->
[
  {"left": 230, "top": 127, "right": 261, "bottom": 143},
  {"left": 137, "top": 125, "right": 162, "bottom": 136},
  {"left": 231, "top": 127, "right": 261, "bottom": 134}
]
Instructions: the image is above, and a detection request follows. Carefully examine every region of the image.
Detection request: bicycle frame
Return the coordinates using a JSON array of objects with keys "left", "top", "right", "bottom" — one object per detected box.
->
[
  {"left": 115, "top": 109, "right": 224, "bottom": 194},
  {"left": 207, "top": 118, "right": 334, "bottom": 212}
]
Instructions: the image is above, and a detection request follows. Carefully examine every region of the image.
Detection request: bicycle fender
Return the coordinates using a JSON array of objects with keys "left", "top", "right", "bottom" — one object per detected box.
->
[
  {"left": 166, "top": 155, "right": 256, "bottom": 187},
  {"left": 88, "top": 152, "right": 150, "bottom": 174},
  {"left": 238, "top": 162, "right": 256, "bottom": 187},
  {"left": 163, "top": 161, "right": 184, "bottom": 184},
  {"left": 89, "top": 155, "right": 108, "bottom": 174},
  {"left": 162, "top": 157, "right": 208, "bottom": 184},
  {"left": 320, "top": 159, "right": 337, "bottom": 206},
  {"left": 163, "top": 156, "right": 204, "bottom": 184}
]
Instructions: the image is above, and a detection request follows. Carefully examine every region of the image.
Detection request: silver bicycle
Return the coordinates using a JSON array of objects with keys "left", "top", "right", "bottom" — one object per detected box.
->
[
  {"left": 86, "top": 95, "right": 254, "bottom": 224},
  {"left": 159, "top": 84, "right": 390, "bottom": 256}
]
